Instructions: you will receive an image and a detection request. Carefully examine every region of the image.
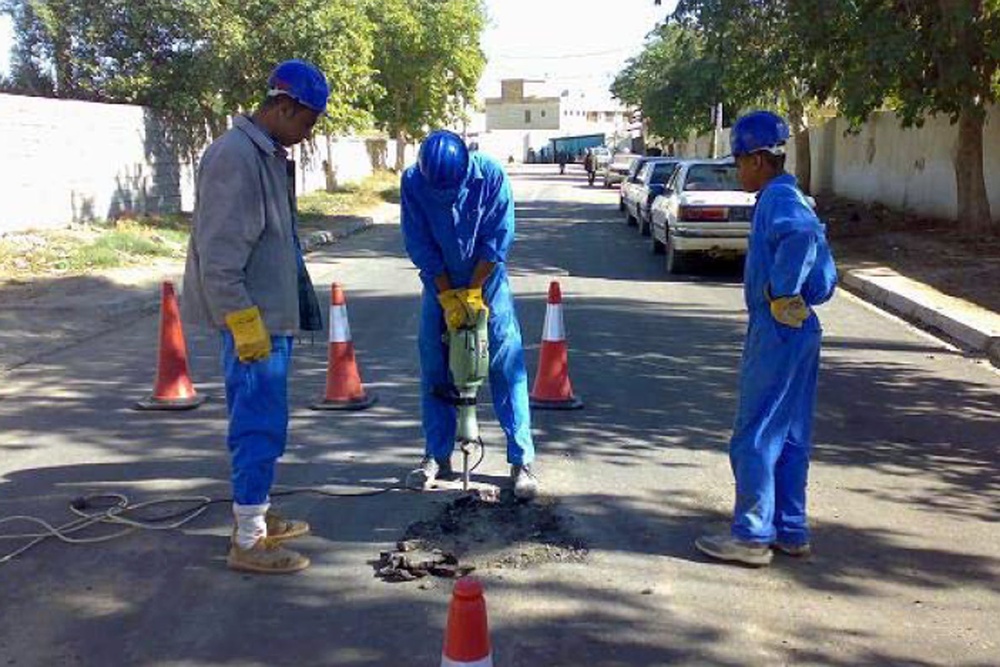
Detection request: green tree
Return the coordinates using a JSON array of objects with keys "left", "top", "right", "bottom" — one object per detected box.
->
[
  {"left": 819, "top": 0, "right": 1000, "bottom": 232},
  {"left": 671, "top": 0, "right": 841, "bottom": 192},
  {"left": 612, "top": 22, "right": 732, "bottom": 151},
  {"left": 1, "top": 0, "right": 377, "bottom": 157},
  {"left": 367, "top": 0, "right": 486, "bottom": 170}
]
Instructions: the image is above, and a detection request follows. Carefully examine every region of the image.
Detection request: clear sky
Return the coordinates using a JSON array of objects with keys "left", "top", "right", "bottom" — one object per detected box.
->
[{"left": 478, "top": 0, "right": 671, "bottom": 100}]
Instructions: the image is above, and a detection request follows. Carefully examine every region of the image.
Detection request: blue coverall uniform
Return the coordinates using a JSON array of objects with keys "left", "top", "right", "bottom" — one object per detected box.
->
[
  {"left": 730, "top": 173, "right": 836, "bottom": 547},
  {"left": 401, "top": 153, "right": 535, "bottom": 466}
]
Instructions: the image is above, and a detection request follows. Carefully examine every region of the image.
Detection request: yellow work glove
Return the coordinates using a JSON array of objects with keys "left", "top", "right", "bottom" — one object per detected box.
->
[
  {"left": 458, "top": 286, "right": 489, "bottom": 324},
  {"left": 766, "top": 288, "right": 811, "bottom": 328},
  {"left": 437, "top": 289, "right": 468, "bottom": 332},
  {"left": 224, "top": 306, "right": 271, "bottom": 362}
]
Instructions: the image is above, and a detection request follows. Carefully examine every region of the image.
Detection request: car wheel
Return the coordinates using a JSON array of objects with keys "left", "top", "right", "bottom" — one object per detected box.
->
[
  {"left": 665, "top": 235, "right": 687, "bottom": 274},
  {"left": 639, "top": 212, "right": 651, "bottom": 237},
  {"left": 650, "top": 226, "right": 665, "bottom": 254},
  {"left": 619, "top": 197, "right": 626, "bottom": 213},
  {"left": 626, "top": 212, "right": 637, "bottom": 227}
]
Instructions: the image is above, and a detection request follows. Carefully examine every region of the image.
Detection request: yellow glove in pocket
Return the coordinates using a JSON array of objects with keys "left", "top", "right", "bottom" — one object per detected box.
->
[
  {"left": 437, "top": 289, "right": 468, "bottom": 332},
  {"left": 458, "top": 287, "right": 489, "bottom": 323},
  {"left": 225, "top": 306, "right": 271, "bottom": 362},
  {"left": 768, "top": 293, "right": 811, "bottom": 328}
]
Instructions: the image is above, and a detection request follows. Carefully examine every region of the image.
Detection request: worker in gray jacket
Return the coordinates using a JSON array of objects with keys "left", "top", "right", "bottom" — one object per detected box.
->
[{"left": 182, "top": 59, "right": 327, "bottom": 574}]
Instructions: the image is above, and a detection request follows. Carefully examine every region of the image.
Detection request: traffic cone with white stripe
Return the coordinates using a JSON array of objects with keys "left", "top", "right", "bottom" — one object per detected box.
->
[
  {"left": 310, "top": 283, "right": 377, "bottom": 411},
  {"left": 530, "top": 281, "right": 583, "bottom": 410},
  {"left": 134, "top": 281, "right": 204, "bottom": 411},
  {"left": 441, "top": 578, "right": 493, "bottom": 667}
]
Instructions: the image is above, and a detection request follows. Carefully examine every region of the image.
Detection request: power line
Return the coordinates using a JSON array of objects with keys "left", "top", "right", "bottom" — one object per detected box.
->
[{"left": 488, "top": 47, "right": 630, "bottom": 61}]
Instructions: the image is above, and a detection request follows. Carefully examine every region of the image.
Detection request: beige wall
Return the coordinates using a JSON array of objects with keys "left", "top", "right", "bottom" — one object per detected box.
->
[
  {"left": 485, "top": 99, "right": 561, "bottom": 131},
  {"left": 0, "top": 94, "right": 409, "bottom": 232},
  {"left": 1, "top": 94, "right": 196, "bottom": 232},
  {"left": 673, "top": 105, "right": 1000, "bottom": 223}
]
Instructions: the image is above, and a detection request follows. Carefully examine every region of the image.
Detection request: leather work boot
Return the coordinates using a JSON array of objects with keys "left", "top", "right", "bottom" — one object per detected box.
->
[
  {"left": 405, "top": 457, "right": 453, "bottom": 490},
  {"left": 695, "top": 533, "right": 773, "bottom": 567},
  {"left": 264, "top": 510, "right": 310, "bottom": 543},
  {"left": 772, "top": 541, "right": 812, "bottom": 557},
  {"left": 511, "top": 464, "right": 539, "bottom": 501},
  {"left": 227, "top": 537, "right": 310, "bottom": 574}
]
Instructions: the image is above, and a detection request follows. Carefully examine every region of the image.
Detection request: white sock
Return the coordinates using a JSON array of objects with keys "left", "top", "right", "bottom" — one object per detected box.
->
[{"left": 233, "top": 501, "right": 270, "bottom": 550}]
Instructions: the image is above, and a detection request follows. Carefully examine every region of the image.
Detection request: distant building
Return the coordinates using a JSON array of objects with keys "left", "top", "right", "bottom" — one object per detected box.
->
[
  {"left": 485, "top": 79, "right": 560, "bottom": 131},
  {"left": 472, "top": 78, "right": 632, "bottom": 163}
]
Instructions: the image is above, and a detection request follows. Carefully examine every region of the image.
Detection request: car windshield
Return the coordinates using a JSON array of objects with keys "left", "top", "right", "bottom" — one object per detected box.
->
[
  {"left": 683, "top": 164, "right": 740, "bottom": 191},
  {"left": 650, "top": 162, "right": 677, "bottom": 184}
]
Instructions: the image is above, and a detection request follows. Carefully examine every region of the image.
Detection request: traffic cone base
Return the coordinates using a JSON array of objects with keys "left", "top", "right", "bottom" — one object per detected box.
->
[
  {"left": 310, "top": 393, "right": 378, "bottom": 411},
  {"left": 134, "top": 394, "right": 205, "bottom": 411},
  {"left": 530, "top": 394, "right": 583, "bottom": 411},
  {"left": 133, "top": 281, "right": 203, "bottom": 412},
  {"left": 312, "top": 283, "right": 377, "bottom": 412}
]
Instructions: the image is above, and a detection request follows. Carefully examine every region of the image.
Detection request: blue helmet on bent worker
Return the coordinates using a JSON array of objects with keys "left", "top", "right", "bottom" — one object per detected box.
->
[
  {"left": 418, "top": 130, "right": 470, "bottom": 190},
  {"left": 730, "top": 110, "right": 790, "bottom": 157},
  {"left": 267, "top": 59, "right": 330, "bottom": 115}
]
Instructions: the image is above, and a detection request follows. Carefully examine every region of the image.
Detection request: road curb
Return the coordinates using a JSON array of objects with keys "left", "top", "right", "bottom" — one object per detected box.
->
[{"left": 839, "top": 268, "right": 1000, "bottom": 368}]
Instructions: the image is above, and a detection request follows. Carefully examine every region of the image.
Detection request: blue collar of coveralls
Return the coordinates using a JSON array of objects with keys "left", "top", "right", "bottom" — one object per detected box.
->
[
  {"left": 234, "top": 115, "right": 287, "bottom": 158},
  {"left": 754, "top": 172, "right": 798, "bottom": 202},
  {"left": 765, "top": 172, "right": 797, "bottom": 191}
]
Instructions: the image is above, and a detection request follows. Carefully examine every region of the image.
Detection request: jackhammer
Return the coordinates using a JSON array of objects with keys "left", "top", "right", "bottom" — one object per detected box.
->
[{"left": 438, "top": 308, "right": 490, "bottom": 490}]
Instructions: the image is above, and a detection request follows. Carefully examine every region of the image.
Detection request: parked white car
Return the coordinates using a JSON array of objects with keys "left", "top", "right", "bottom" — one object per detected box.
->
[{"left": 649, "top": 159, "right": 757, "bottom": 274}]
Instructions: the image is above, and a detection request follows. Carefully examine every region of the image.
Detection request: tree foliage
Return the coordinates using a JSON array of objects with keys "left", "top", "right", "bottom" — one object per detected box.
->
[
  {"left": 641, "top": 0, "right": 1000, "bottom": 227},
  {"left": 611, "top": 22, "right": 731, "bottom": 144},
  {"left": 1, "top": 0, "right": 486, "bottom": 166},
  {"left": 367, "top": 0, "right": 486, "bottom": 168}
]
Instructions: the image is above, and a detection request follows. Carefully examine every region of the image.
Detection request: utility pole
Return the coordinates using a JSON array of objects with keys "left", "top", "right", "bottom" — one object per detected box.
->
[{"left": 712, "top": 102, "right": 723, "bottom": 158}]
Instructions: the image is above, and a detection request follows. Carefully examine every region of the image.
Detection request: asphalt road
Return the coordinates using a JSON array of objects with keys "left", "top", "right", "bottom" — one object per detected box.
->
[{"left": 1, "top": 164, "right": 998, "bottom": 666}]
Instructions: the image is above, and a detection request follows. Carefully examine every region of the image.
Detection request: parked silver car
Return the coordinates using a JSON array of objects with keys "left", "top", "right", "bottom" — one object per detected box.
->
[
  {"left": 605, "top": 153, "right": 639, "bottom": 191},
  {"left": 649, "top": 159, "right": 757, "bottom": 274}
]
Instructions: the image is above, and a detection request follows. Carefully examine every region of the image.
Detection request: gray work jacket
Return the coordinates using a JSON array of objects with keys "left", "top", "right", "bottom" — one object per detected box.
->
[{"left": 182, "top": 116, "right": 303, "bottom": 336}]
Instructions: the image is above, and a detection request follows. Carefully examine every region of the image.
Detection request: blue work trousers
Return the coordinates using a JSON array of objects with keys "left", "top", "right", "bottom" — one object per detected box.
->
[
  {"left": 729, "top": 316, "right": 821, "bottom": 546},
  {"left": 418, "top": 279, "right": 534, "bottom": 465},
  {"left": 221, "top": 332, "right": 293, "bottom": 505}
]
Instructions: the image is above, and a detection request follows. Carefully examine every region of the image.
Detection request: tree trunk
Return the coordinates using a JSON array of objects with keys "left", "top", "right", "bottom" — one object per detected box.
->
[
  {"left": 324, "top": 134, "right": 338, "bottom": 193},
  {"left": 955, "top": 108, "right": 992, "bottom": 233},
  {"left": 786, "top": 96, "right": 811, "bottom": 194},
  {"left": 395, "top": 132, "right": 407, "bottom": 172}
]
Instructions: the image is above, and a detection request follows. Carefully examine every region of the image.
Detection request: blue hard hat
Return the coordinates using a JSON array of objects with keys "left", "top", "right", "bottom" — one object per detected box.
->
[
  {"left": 730, "top": 110, "right": 790, "bottom": 157},
  {"left": 267, "top": 59, "right": 329, "bottom": 115},
  {"left": 418, "top": 130, "right": 470, "bottom": 190}
]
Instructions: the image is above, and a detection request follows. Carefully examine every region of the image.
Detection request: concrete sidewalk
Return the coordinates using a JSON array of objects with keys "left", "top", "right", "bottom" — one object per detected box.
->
[
  {"left": 0, "top": 204, "right": 398, "bottom": 375},
  {"left": 841, "top": 266, "right": 1000, "bottom": 368}
]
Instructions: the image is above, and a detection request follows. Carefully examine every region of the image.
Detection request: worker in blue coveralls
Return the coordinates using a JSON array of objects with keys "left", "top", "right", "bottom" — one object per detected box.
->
[
  {"left": 182, "top": 60, "right": 327, "bottom": 574},
  {"left": 400, "top": 130, "right": 539, "bottom": 501},
  {"left": 696, "top": 111, "right": 837, "bottom": 567}
]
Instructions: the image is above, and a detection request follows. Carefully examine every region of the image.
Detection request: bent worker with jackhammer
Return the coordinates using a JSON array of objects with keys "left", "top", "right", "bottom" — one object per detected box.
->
[
  {"left": 182, "top": 59, "right": 326, "bottom": 574},
  {"left": 401, "top": 130, "right": 539, "bottom": 500}
]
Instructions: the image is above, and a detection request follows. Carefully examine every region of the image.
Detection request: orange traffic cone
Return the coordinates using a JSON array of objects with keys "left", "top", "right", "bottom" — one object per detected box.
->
[
  {"left": 311, "top": 283, "right": 377, "bottom": 411},
  {"left": 441, "top": 578, "right": 493, "bottom": 667},
  {"left": 134, "top": 281, "right": 204, "bottom": 411},
  {"left": 530, "top": 281, "right": 583, "bottom": 410}
]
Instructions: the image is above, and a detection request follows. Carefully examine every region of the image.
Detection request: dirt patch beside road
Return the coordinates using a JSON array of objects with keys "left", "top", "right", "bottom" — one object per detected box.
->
[{"left": 819, "top": 196, "right": 1000, "bottom": 314}]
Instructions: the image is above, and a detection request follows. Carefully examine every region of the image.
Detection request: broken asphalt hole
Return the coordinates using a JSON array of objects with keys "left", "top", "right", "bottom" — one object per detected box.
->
[{"left": 373, "top": 492, "right": 588, "bottom": 583}]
